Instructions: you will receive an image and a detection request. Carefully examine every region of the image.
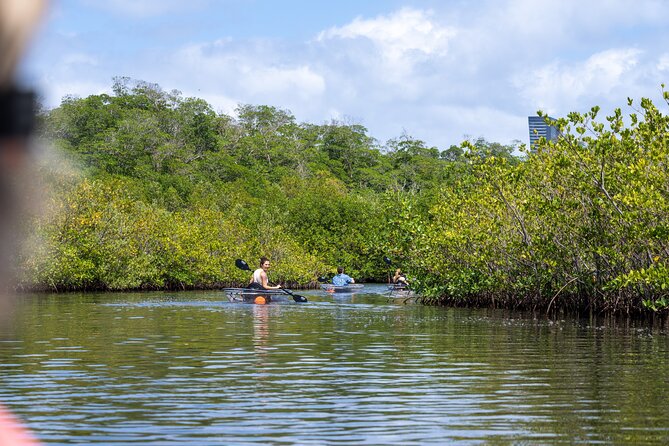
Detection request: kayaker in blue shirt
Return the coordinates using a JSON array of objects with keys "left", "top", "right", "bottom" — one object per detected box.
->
[{"left": 332, "top": 267, "right": 355, "bottom": 286}]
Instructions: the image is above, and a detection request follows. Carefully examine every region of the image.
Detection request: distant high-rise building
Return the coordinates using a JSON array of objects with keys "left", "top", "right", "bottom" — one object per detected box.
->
[{"left": 528, "top": 116, "right": 559, "bottom": 148}]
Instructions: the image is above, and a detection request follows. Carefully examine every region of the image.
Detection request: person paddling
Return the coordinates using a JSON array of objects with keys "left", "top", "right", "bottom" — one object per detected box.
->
[
  {"left": 248, "top": 257, "right": 281, "bottom": 290},
  {"left": 393, "top": 268, "right": 409, "bottom": 287},
  {"left": 332, "top": 267, "right": 355, "bottom": 286}
]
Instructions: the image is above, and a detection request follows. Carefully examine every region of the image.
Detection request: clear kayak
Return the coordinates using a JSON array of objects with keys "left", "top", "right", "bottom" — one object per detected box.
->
[
  {"left": 386, "top": 284, "right": 417, "bottom": 300},
  {"left": 223, "top": 288, "right": 290, "bottom": 304},
  {"left": 320, "top": 283, "right": 365, "bottom": 293}
]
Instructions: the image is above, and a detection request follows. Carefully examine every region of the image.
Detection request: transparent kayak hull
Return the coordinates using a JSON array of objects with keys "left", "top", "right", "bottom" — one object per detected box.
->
[
  {"left": 320, "top": 283, "right": 365, "bottom": 293},
  {"left": 386, "top": 284, "right": 417, "bottom": 299},
  {"left": 223, "top": 288, "right": 289, "bottom": 303}
]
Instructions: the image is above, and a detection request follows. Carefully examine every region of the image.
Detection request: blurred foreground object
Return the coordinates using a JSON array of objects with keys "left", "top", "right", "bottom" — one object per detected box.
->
[
  {"left": 0, "top": 1, "right": 46, "bottom": 443},
  {"left": 0, "top": 0, "right": 45, "bottom": 85},
  {"left": 0, "top": 0, "right": 44, "bottom": 296}
]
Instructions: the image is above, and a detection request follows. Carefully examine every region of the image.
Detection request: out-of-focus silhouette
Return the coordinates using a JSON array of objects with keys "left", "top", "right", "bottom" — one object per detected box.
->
[
  {"left": 0, "top": 1, "right": 47, "bottom": 444},
  {"left": 0, "top": 0, "right": 43, "bottom": 297}
]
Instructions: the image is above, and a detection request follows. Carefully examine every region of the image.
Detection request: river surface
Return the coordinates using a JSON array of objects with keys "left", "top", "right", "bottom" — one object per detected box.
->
[{"left": 1, "top": 284, "right": 668, "bottom": 445}]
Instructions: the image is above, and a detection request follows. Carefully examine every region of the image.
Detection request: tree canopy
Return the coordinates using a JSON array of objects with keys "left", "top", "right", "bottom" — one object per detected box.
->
[{"left": 23, "top": 78, "right": 669, "bottom": 315}]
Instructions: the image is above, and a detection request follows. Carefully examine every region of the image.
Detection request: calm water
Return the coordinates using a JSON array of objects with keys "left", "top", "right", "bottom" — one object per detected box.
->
[{"left": 1, "top": 285, "right": 668, "bottom": 445}]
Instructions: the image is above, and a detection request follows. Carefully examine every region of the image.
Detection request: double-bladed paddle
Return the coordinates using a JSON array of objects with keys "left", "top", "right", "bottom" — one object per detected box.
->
[
  {"left": 235, "top": 259, "right": 308, "bottom": 303},
  {"left": 383, "top": 256, "right": 392, "bottom": 283}
]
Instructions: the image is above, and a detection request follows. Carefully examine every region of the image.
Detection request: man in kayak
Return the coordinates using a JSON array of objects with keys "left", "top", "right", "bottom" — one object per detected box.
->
[
  {"left": 332, "top": 267, "right": 355, "bottom": 286},
  {"left": 248, "top": 257, "right": 282, "bottom": 290}
]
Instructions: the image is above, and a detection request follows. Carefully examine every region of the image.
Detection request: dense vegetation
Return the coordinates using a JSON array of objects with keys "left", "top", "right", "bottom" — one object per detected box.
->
[{"left": 20, "top": 77, "right": 669, "bottom": 314}]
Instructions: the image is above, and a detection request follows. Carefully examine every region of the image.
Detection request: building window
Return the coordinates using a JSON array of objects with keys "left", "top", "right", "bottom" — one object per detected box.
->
[{"left": 528, "top": 116, "right": 558, "bottom": 148}]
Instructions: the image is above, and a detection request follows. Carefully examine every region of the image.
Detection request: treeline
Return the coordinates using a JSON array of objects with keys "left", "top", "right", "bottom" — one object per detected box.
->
[
  {"left": 20, "top": 77, "right": 669, "bottom": 314},
  {"left": 406, "top": 100, "right": 669, "bottom": 315},
  {"left": 23, "top": 77, "right": 504, "bottom": 291}
]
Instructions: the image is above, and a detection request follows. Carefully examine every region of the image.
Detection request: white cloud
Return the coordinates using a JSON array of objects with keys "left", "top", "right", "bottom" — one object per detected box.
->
[
  {"left": 657, "top": 54, "right": 669, "bottom": 72},
  {"left": 382, "top": 103, "right": 528, "bottom": 148},
  {"left": 494, "top": 0, "right": 669, "bottom": 38},
  {"left": 317, "top": 8, "right": 456, "bottom": 82},
  {"left": 182, "top": 91, "right": 238, "bottom": 115},
  {"left": 318, "top": 8, "right": 453, "bottom": 56},
  {"left": 169, "top": 40, "right": 326, "bottom": 102},
  {"left": 239, "top": 65, "right": 325, "bottom": 99},
  {"left": 514, "top": 48, "right": 642, "bottom": 112},
  {"left": 25, "top": 1, "right": 669, "bottom": 148},
  {"left": 42, "top": 79, "right": 110, "bottom": 106}
]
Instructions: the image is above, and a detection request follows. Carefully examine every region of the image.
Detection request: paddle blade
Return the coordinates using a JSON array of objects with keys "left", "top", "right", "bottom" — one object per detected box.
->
[
  {"left": 317, "top": 276, "right": 329, "bottom": 283},
  {"left": 281, "top": 288, "right": 308, "bottom": 303},
  {"left": 383, "top": 256, "right": 392, "bottom": 265},
  {"left": 235, "top": 259, "right": 251, "bottom": 271}
]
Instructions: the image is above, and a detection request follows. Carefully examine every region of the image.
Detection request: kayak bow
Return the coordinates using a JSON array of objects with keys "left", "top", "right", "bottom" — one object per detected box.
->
[{"left": 320, "top": 283, "right": 365, "bottom": 293}]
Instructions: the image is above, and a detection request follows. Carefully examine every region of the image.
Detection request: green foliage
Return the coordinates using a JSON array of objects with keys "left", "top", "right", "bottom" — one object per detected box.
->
[
  {"left": 27, "top": 78, "right": 463, "bottom": 291},
  {"left": 22, "top": 177, "right": 253, "bottom": 290},
  {"left": 401, "top": 92, "right": 669, "bottom": 313},
  {"left": 27, "top": 77, "right": 669, "bottom": 314}
]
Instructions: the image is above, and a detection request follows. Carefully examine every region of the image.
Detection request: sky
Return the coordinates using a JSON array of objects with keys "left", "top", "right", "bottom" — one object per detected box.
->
[{"left": 18, "top": 0, "right": 669, "bottom": 150}]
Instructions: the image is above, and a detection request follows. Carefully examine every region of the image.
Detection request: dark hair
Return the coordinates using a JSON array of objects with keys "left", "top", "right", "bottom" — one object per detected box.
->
[
  {"left": 337, "top": 266, "right": 344, "bottom": 274},
  {"left": 260, "top": 257, "right": 270, "bottom": 266}
]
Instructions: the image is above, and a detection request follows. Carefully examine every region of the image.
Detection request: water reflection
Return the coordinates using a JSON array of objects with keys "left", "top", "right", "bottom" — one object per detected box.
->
[
  {"left": 252, "top": 304, "right": 270, "bottom": 380},
  {"left": 0, "top": 291, "right": 667, "bottom": 444}
]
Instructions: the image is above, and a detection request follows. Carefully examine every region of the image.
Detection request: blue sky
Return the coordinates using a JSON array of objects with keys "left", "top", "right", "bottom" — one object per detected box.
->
[{"left": 19, "top": 0, "right": 669, "bottom": 149}]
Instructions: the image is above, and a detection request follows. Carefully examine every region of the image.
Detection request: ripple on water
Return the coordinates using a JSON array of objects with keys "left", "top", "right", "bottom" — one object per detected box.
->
[{"left": 1, "top": 291, "right": 668, "bottom": 444}]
